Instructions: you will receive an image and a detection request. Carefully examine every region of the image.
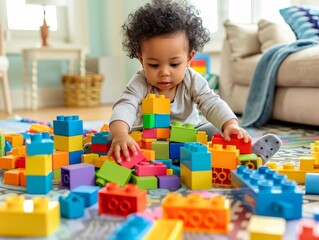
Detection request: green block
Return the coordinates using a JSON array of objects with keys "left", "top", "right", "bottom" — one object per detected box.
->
[
  {"left": 131, "top": 175, "right": 158, "bottom": 190},
  {"left": 53, "top": 169, "right": 61, "bottom": 179},
  {"left": 95, "top": 161, "right": 132, "bottom": 187},
  {"left": 170, "top": 121, "right": 197, "bottom": 143},
  {"left": 238, "top": 153, "right": 259, "bottom": 169},
  {"left": 0, "top": 134, "right": 4, "bottom": 157},
  {"left": 143, "top": 114, "right": 155, "bottom": 129},
  {"left": 152, "top": 141, "right": 169, "bottom": 159}
]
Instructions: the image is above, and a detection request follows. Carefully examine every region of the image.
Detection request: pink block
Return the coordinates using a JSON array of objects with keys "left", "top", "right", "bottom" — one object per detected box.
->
[
  {"left": 134, "top": 161, "right": 167, "bottom": 176},
  {"left": 136, "top": 207, "right": 163, "bottom": 221},
  {"left": 142, "top": 128, "right": 157, "bottom": 138},
  {"left": 114, "top": 147, "right": 146, "bottom": 169}
]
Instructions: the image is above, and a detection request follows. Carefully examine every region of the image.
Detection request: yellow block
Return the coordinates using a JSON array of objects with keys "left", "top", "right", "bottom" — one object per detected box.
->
[
  {"left": 0, "top": 196, "right": 60, "bottom": 237},
  {"left": 180, "top": 164, "right": 212, "bottom": 190},
  {"left": 144, "top": 219, "right": 183, "bottom": 240},
  {"left": 82, "top": 153, "right": 99, "bottom": 164},
  {"left": 26, "top": 154, "right": 52, "bottom": 175},
  {"left": 54, "top": 135, "right": 83, "bottom": 152},
  {"left": 248, "top": 215, "right": 286, "bottom": 240}
]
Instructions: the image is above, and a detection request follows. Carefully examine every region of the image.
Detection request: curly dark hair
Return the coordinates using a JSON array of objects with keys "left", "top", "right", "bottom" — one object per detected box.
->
[{"left": 122, "top": 0, "right": 210, "bottom": 59}]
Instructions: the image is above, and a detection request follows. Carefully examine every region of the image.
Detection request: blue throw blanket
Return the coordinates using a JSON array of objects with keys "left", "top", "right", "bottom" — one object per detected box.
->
[{"left": 241, "top": 39, "right": 319, "bottom": 127}]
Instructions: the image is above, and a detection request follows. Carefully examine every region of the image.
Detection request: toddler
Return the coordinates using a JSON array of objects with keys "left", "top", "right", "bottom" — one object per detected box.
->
[{"left": 107, "top": 0, "right": 250, "bottom": 163}]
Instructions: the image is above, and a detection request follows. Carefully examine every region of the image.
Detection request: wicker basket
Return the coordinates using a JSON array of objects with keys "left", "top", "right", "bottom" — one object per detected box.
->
[{"left": 62, "top": 73, "right": 104, "bottom": 107}]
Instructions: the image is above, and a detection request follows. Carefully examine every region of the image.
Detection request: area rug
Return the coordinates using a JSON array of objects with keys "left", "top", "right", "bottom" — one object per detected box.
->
[{"left": 0, "top": 118, "right": 319, "bottom": 240}]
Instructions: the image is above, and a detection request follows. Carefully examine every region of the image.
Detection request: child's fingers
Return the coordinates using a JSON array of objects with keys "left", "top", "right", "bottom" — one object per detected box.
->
[
  {"left": 113, "top": 144, "right": 122, "bottom": 163},
  {"left": 120, "top": 144, "right": 131, "bottom": 162}
]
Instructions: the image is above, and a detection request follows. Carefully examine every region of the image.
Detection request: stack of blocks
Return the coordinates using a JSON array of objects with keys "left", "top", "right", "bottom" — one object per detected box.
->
[
  {"left": 53, "top": 115, "right": 83, "bottom": 165},
  {"left": 25, "top": 132, "right": 54, "bottom": 194}
]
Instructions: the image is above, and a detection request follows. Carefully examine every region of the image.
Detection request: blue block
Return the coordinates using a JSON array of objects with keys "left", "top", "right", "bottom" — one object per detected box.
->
[
  {"left": 231, "top": 165, "right": 303, "bottom": 220},
  {"left": 91, "top": 131, "right": 111, "bottom": 144},
  {"left": 305, "top": 173, "right": 319, "bottom": 194},
  {"left": 26, "top": 172, "right": 53, "bottom": 194},
  {"left": 59, "top": 193, "right": 85, "bottom": 219},
  {"left": 4, "top": 140, "right": 12, "bottom": 155},
  {"left": 69, "top": 150, "right": 84, "bottom": 164},
  {"left": 71, "top": 185, "right": 100, "bottom": 207},
  {"left": 155, "top": 114, "right": 170, "bottom": 128},
  {"left": 109, "top": 214, "right": 153, "bottom": 240},
  {"left": 19, "top": 132, "right": 31, "bottom": 142},
  {"left": 169, "top": 142, "right": 184, "bottom": 159},
  {"left": 153, "top": 159, "right": 172, "bottom": 168},
  {"left": 26, "top": 132, "right": 54, "bottom": 156},
  {"left": 53, "top": 115, "right": 83, "bottom": 136},
  {"left": 171, "top": 165, "right": 180, "bottom": 177},
  {"left": 180, "top": 142, "right": 211, "bottom": 171}
]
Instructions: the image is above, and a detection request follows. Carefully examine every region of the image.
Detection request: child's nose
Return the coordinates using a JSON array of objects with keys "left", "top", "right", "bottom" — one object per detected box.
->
[{"left": 159, "top": 66, "right": 170, "bottom": 76}]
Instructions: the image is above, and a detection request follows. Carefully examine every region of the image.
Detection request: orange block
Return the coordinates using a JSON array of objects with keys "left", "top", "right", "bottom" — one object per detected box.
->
[
  {"left": 209, "top": 144, "right": 239, "bottom": 169},
  {"left": 140, "top": 149, "right": 155, "bottom": 161},
  {"left": 157, "top": 128, "right": 170, "bottom": 139},
  {"left": 5, "top": 134, "right": 24, "bottom": 147},
  {"left": 52, "top": 151, "right": 69, "bottom": 170},
  {"left": 162, "top": 192, "right": 230, "bottom": 234},
  {"left": 12, "top": 146, "right": 26, "bottom": 157},
  {"left": 142, "top": 94, "right": 170, "bottom": 114},
  {"left": 0, "top": 155, "right": 18, "bottom": 169},
  {"left": 4, "top": 168, "right": 26, "bottom": 186},
  {"left": 94, "top": 155, "right": 115, "bottom": 168}
]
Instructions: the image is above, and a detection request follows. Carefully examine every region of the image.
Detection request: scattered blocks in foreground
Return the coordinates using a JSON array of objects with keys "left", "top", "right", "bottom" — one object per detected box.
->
[
  {"left": 59, "top": 193, "right": 85, "bottom": 219},
  {"left": 71, "top": 185, "right": 100, "bottom": 207},
  {"left": 144, "top": 219, "right": 183, "bottom": 240},
  {"left": 0, "top": 196, "right": 60, "bottom": 237}
]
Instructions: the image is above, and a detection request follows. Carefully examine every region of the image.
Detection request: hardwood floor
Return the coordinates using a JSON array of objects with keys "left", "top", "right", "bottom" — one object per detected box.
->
[{"left": 0, "top": 104, "right": 114, "bottom": 122}]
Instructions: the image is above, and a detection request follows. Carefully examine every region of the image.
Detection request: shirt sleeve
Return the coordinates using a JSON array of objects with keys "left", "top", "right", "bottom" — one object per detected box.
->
[
  {"left": 186, "top": 68, "right": 237, "bottom": 131},
  {"left": 109, "top": 70, "right": 149, "bottom": 130}
]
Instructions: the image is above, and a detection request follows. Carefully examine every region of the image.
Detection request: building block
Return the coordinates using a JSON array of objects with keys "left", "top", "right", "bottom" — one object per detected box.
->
[
  {"left": 16, "top": 156, "right": 25, "bottom": 168},
  {"left": 4, "top": 140, "right": 12, "bottom": 155},
  {"left": 54, "top": 135, "right": 83, "bottom": 152},
  {"left": 4, "top": 168, "right": 26, "bottom": 186},
  {"left": 231, "top": 165, "right": 303, "bottom": 220},
  {"left": 162, "top": 192, "right": 230, "bottom": 233},
  {"left": 141, "top": 138, "right": 157, "bottom": 149},
  {"left": 180, "top": 164, "right": 212, "bottom": 190},
  {"left": 26, "top": 172, "right": 53, "bottom": 194},
  {"left": 52, "top": 151, "right": 69, "bottom": 169},
  {"left": 109, "top": 214, "right": 153, "bottom": 240},
  {"left": 91, "top": 142, "right": 112, "bottom": 155},
  {"left": 171, "top": 165, "right": 181, "bottom": 177},
  {"left": 94, "top": 155, "right": 116, "bottom": 168},
  {"left": 0, "top": 134, "right": 5, "bottom": 157},
  {"left": 156, "top": 128, "right": 170, "bottom": 139},
  {"left": 95, "top": 160, "right": 132, "bottom": 187},
  {"left": 212, "top": 167, "right": 231, "bottom": 187},
  {"left": 53, "top": 115, "right": 83, "bottom": 136},
  {"left": 152, "top": 141, "right": 170, "bottom": 160},
  {"left": 209, "top": 144, "right": 239, "bottom": 169},
  {"left": 157, "top": 175, "right": 181, "bottom": 189},
  {"left": 180, "top": 142, "right": 212, "bottom": 171},
  {"left": 130, "top": 131, "right": 142, "bottom": 142},
  {"left": 12, "top": 145, "right": 26, "bottom": 157},
  {"left": 144, "top": 219, "right": 183, "bottom": 240},
  {"left": 0, "top": 154, "right": 18, "bottom": 169},
  {"left": 71, "top": 185, "right": 100, "bottom": 207},
  {"left": 211, "top": 133, "right": 252, "bottom": 154},
  {"left": 170, "top": 121, "right": 197, "bottom": 143},
  {"left": 29, "top": 124, "right": 53, "bottom": 134},
  {"left": 100, "top": 123, "right": 109, "bottom": 132},
  {"left": 252, "top": 133, "right": 282, "bottom": 164},
  {"left": 53, "top": 169, "right": 61, "bottom": 179},
  {"left": 155, "top": 114, "right": 170, "bottom": 128},
  {"left": 136, "top": 207, "right": 163, "bottom": 221},
  {"left": 113, "top": 146, "right": 146, "bottom": 169},
  {"left": 0, "top": 196, "right": 60, "bottom": 237},
  {"left": 61, "top": 163, "right": 95, "bottom": 190},
  {"left": 238, "top": 153, "right": 260, "bottom": 170},
  {"left": 68, "top": 150, "right": 84, "bottom": 164},
  {"left": 169, "top": 142, "right": 184, "bottom": 159},
  {"left": 154, "top": 159, "right": 172, "bottom": 168},
  {"left": 26, "top": 132, "right": 54, "bottom": 156},
  {"left": 91, "top": 131, "right": 111, "bottom": 144},
  {"left": 5, "top": 133, "right": 24, "bottom": 147},
  {"left": 248, "top": 215, "right": 286, "bottom": 240},
  {"left": 26, "top": 154, "right": 52, "bottom": 175},
  {"left": 59, "top": 193, "right": 85, "bottom": 219},
  {"left": 305, "top": 173, "right": 319, "bottom": 194},
  {"left": 297, "top": 218, "right": 319, "bottom": 240},
  {"left": 143, "top": 114, "right": 155, "bottom": 129},
  {"left": 82, "top": 153, "right": 99, "bottom": 165},
  {"left": 142, "top": 94, "right": 170, "bottom": 114},
  {"left": 131, "top": 175, "right": 158, "bottom": 190},
  {"left": 196, "top": 131, "right": 208, "bottom": 145},
  {"left": 98, "top": 183, "right": 147, "bottom": 217},
  {"left": 140, "top": 149, "right": 155, "bottom": 161},
  {"left": 135, "top": 161, "right": 167, "bottom": 176},
  {"left": 143, "top": 128, "right": 157, "bottom": 139}
]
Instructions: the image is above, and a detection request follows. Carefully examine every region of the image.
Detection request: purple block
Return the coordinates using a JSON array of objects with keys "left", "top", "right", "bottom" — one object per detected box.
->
[
  {"left": 61, "top": 163, "right": 95, "bottom": 190},
  {"left": 157, "top": 175, "right": 181, "bottom": 190}
]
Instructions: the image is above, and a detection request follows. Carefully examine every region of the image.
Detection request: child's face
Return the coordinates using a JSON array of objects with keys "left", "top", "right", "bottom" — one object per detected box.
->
[{"left": 138, "top": 31, "right": 194, "bottom": 95}]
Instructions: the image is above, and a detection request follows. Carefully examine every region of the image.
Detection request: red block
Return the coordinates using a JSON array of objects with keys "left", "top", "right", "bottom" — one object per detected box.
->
[
  {"left": 142, "top": 128, "right": 157, "bottom": 139},
  {"left": 16, "top": 156, "right": 25, "bottom": 168},
  {"left": 98, "top": 183, "right": 147, "bottom": 217},
  {"left": 134, "top": 161, "right": 167, "bottom": 176},
  {"left": 113, "top": 146, "right": 146, "bottom": 169},
  {"left": 211, "top": 133, "right": 251, "bottom": 154},
  {"left": 91, "top": 142, "right": 112, "bottom": 153}
]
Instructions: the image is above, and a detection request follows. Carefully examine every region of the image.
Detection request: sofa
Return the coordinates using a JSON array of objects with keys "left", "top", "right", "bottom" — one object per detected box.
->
[{"left": 219, "top": 19, "right": 319, "bottom": 126}]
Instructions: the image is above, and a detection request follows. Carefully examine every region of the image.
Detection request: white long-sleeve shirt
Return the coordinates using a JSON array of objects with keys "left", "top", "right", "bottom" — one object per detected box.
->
[{"left": 109, "top": 67, "right": 237, "bottom": 131}]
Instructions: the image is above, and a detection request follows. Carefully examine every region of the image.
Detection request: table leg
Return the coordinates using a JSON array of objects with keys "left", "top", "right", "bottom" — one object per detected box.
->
[
  {"left": 31, "top": 60, "right": 38, "bottom": 110},
  {"left": 23, "top": 51, "right": 30, "bottom": 109}
]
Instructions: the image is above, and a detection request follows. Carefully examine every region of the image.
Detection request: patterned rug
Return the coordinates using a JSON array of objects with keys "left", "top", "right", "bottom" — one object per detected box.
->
[{"left": 0, "top": 118, "right": 319, "bottom": 240}]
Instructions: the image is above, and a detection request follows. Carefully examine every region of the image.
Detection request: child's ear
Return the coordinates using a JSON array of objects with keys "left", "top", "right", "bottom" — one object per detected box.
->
[{"left": 187, "top": 50, "right": 195, "bottom": 67}]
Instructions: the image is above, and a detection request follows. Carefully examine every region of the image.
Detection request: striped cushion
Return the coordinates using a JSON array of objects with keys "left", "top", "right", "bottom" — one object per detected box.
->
[{"left": 280, "top": 6, "right": 319, "bottom": 40}]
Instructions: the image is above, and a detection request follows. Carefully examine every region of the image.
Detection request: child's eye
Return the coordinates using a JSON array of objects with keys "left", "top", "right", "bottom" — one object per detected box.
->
[
  {"left": 148, "top": 64, "right": 158, "bottom": 68},
  {"left": 171, "top": 63, "right": 180, "bottom": 67}
]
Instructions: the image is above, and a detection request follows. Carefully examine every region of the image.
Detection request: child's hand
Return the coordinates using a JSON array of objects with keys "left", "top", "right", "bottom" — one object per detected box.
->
[
  {"left": 222, "top": 119, "right": 250, "bottom": 143},
  {"left": 107, "top": 132, "right": 139, "bottom": 163}
]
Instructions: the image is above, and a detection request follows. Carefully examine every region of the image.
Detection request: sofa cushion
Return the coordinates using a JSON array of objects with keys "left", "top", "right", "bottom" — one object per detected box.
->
[
  {"left": 279, "top": 6, "right": 319, "bottom": 40},
  {"left": 224, "top": 20, "right": 260, "bottom": 60},
  {"left": 258, "top": 19, "right": 296, "bottom": 52},
  {"left": 277, "top": 45, "right": 319, "bottom": 87}
]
